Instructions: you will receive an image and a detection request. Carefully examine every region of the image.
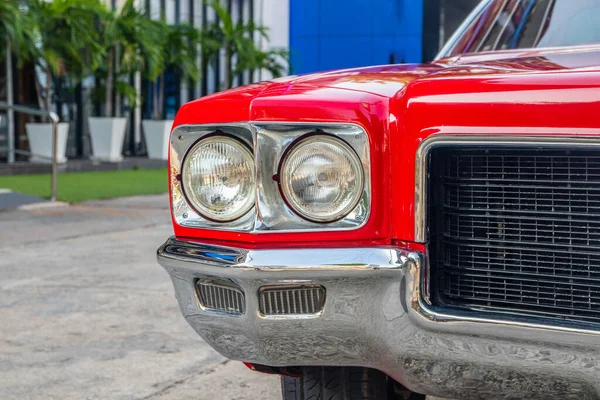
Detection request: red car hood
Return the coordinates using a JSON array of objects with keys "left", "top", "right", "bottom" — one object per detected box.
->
[
  {"left": 174, "top": 44, "right": 600, "bottom": 127},
  {"left": 173, "top": 63, "right": 439, "bottom": 126}
]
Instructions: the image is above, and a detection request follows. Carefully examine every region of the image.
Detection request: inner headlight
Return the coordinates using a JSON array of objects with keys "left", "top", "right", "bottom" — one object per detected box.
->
[
  {"left": 182, "top": 135, "right": 255, "bottom": 222},
  {"left": 279, "top": 135, "right": 364, "bottom": 222}
]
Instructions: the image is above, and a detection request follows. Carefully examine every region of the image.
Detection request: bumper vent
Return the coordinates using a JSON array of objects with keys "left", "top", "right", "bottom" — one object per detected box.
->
[
  {"left": 428, "top": 147, "right": 600, "bottom": 326},
  {"left": 259, "top": 285, "right": 326, "bottom": 316},
  {"left": 196, "top": 280, "right": 245, "bottom": 315}
]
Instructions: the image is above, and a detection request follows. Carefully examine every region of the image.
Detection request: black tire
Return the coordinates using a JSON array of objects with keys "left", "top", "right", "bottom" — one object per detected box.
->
[{"left": 281, "top": 367, "right": 390, "bottom": 400}]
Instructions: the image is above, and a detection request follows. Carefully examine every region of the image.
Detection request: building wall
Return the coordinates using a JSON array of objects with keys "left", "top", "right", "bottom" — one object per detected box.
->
[
  {"left": 254, "top": 0, "right": 290, "bottom": 81},
  {"left": 289, "top": 0, "right": 424, "bottom": 74}
]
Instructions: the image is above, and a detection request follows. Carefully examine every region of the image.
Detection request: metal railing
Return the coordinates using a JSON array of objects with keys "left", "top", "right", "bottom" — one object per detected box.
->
[{"left": 0, "top": 102, "right": 60, "bottom": 201}]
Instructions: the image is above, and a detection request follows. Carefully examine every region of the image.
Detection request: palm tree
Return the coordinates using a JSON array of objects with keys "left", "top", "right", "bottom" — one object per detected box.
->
[
  {"left": 0, "top": 1, "right": 27, "bottom": 56},
  {"left": 202, "top": 0, "right": 289, "bottom": 90},
  {"left": 87, "top": 0, "right": 164, "bottom": 162},
  {"left": 150, "top": 22, "right": 201, "bottom": 120},
  {"left": 1, "top": 0, "right": 28, "bottom": 163},
  {"left": 95, "top": 0, "right": 164, "bottom": 117},
  {"left": 26, "top": 0, "right": 105, "bottom": 112},
  {"left": 140, "top": 21, "right": 200, "bottom": 160}
]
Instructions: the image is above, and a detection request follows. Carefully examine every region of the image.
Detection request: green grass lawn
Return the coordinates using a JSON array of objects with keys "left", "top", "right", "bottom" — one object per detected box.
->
[{"left": 0, "top": 168, "right": 168, "bottom": 203}]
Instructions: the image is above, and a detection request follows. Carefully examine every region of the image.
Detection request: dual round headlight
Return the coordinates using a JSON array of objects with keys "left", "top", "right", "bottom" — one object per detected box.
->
[
  {"left": 182, "top": 134, "right": 364, "bottom": 223},
  {"left": 182, "top": 136, "right": 255, "bottom": 222},
  {"left": 279, "top": 135, "right": 364, "bottom": 222}
]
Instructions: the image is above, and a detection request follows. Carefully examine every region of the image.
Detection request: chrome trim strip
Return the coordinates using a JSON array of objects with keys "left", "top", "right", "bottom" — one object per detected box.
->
[
  {"left": 414, "top": 134, "right": 600, "bottom": 243},
  {"left": 407, "top": 252, "right": 600, "bottom": 338},
  {"left": 159, "top": 237, "right": 405, "bottom": 272},
  {"left": 170, "top": 122, "right": 371, "bottom": 233}
]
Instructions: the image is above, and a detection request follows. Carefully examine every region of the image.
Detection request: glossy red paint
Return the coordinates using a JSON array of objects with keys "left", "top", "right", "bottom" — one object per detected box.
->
[
  {"left": 391, "top": 48, "right": 600, "bottom": 241},
  {"left": 171, "top": 46, "right": 600, "bottom": 247},
  {"left": 172, "top": 236, "right": 397, "bottom": 251}
]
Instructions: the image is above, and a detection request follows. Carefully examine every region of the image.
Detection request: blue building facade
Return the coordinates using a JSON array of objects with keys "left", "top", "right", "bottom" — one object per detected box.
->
[{"left": 289, "top": 0, "right": 425, "bottom": 74}]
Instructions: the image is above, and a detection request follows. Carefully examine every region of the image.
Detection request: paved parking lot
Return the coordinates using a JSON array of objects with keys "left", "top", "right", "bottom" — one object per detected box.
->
[{"left": 0, "top": 195, "right": 279, "bottom": 400}]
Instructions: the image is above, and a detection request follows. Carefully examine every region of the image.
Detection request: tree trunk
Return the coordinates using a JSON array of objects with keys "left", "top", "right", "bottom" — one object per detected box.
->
[
  {"left": 6, "top": 41, "right": 14, "bottom": 163},
  {"left": 105, "top": 48, "right": 114, "bottom": 117},
  {"left": 133, "top": 71, "right": 142, "bottom": 154},
  {"left": 44, "top": 68, "right": 53, "bottom": 113},
  {"left": 33, "top": 65, "right": 52, "bottom": 113},
  {"left": 157, "top": 73, "right": 165, "bottom": 120},
  {"left": 114, "top": 44, "right": 121, "bottom": 116},
  {"left": 33, "top": 69, "right": 45, "bottom": 112},
  {"left": 152, "top": 80, "right": 159, "bottom": 120},
  {"left": 224, "top": 46, "right": 232, "bottom": 89}
]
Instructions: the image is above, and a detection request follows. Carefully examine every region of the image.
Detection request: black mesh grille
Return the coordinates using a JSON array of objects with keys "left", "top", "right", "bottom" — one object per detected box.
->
[{"left": 428, "top": 147, "right": 600, "bottom": 326}]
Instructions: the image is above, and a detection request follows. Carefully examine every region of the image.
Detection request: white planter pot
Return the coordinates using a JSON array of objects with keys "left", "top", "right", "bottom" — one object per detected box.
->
[
  {"left": 88, "top": 117, "right": 127, "bottom": 162},
  {"left": 142, "top": 119, "right": 173, "bottom": 160},
  {"left": 25, "top": 122, "right": 69, "bottom": 164}
]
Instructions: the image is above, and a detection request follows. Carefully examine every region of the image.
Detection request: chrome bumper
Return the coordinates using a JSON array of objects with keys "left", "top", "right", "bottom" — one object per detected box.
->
[{"left": 158, "top": 237, "right": 600, "bottom": 399}]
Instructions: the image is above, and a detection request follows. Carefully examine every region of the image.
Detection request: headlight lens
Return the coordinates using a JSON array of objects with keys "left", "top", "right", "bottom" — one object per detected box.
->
[
  {"left": 182, "top": 136, "right": 255, "bottom": 222},
  {"left": 280, "top": 135, "right": 364, "bottom": 222}
]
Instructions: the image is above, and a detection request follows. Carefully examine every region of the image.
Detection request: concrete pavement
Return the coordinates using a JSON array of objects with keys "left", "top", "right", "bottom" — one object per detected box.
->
[{"left": 0, "top": 195, "right": 279, "bottom": 400}]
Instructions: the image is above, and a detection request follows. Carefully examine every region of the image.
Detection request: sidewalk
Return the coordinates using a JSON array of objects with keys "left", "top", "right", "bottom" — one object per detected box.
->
[
  {"left": 0, "top": 194, "right": 169, "bottom": 245},
  {"left": 0, "top": 194, "right": 279, "bottom": 399}
]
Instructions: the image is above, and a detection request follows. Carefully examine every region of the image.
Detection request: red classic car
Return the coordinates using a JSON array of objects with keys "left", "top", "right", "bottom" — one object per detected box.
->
[{"left": 158, "top": 0, "right": 600, "bottom": 398}]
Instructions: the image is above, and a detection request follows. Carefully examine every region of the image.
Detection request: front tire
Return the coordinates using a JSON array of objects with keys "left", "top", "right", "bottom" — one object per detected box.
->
[{"left": 281, "top": 367, "right": 398, "bottom": 400}]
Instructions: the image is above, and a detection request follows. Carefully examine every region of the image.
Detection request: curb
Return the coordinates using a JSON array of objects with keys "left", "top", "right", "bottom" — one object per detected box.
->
[{"left": 18, "top": 201, "right": 70, "bottom": 211}]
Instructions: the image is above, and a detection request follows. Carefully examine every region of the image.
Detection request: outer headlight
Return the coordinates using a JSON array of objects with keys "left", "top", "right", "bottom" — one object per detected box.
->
[
  {"left": 182, "top": 136, "right": 255, "bottom": 222},
  {"left": 280, "top": 135, "right": 364, "bottom": 222}
]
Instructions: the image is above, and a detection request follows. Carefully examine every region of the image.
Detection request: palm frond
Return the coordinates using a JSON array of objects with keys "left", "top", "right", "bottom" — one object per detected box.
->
[
  {"left": 27, "top": 0, "right": 106, "bottom": 80},
  {"left": 201, "top": 0, "right": 289, "bottom": 89}
]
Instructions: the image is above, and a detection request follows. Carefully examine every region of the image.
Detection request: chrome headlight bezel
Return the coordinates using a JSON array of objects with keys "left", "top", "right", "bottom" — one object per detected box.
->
[
  {"left": 170, "top": 123, "right": 371, "bottom": 233},
  {"left": 278, "top": 134, "right": 365, "bottom": 223}
]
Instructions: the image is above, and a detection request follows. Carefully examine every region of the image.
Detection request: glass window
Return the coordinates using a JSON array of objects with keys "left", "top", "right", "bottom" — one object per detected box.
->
[{"left": 445, "top": 0, "right": 600, "bottom": 56}]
